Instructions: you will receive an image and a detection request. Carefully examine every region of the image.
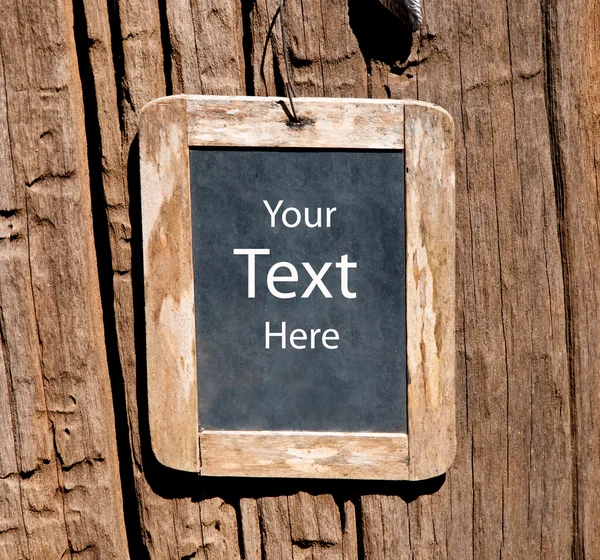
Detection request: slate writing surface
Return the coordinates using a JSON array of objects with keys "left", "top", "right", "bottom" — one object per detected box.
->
[{"left": 190, "top": 148, "right": 406, "bottom": 433}]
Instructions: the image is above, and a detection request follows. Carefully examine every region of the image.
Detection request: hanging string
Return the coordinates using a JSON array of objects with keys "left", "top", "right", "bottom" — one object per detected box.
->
[{"left": 279, "top": 0, "right": 301, "bottom": 123}]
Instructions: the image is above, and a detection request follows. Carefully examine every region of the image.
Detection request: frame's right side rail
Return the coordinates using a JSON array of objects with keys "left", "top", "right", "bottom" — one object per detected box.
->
[{"left": 405, "top": 102, "right": 457, "bottom": 480}]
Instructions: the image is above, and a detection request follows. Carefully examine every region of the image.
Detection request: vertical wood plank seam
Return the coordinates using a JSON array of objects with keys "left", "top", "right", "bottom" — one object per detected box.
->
[
  {"left": 233, "top": 500, "right": 246, "bottom": 559},
  {"left": 406, "top": 500, "right": 413, "bottom": 555},
  {"left": 70, "top": 0, "right": 148, "bottom": 556},
  {"left": 157, "top": 0, "right": 174, "bottom": 96},
  {"left": 502, "top": 0, "right": 519, "bottom": 496},
  {"left": 486, "top": 67, "right": 506, "bottom": 556},
  {"left": 106, "top": 0, "right": 131, "bottom": 140},
  {"left": 258, "top": 500, "right": 266, "bottom": 560},
  {"left": 414, "top": 6, "right": 422, "bottom": 99},
  {"left": 241, "top": 0, "right": 256, "bottom": 96},
  {"left": 487, "top": 55, "right": 511, "bottom": 557},
  {"left": 541, "top": 1, "right": 580, "bottom": 557},
  {"left": 264, "top": 0, "right": 276, "bottom": 98},
  {"left": 455, "top": 11, "right": 477, "bottom": 559},
  {"left": 94, "top": 0, "right": 163, "bottom": 552},
  {"left": 358, "top": 498, "right": 366, "bottom": 560}
]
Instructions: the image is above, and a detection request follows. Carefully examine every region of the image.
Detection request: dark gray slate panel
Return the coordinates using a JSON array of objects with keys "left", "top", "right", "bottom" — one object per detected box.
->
[{"left": 190, "top": 148, "right": 406, "bottom": 433}]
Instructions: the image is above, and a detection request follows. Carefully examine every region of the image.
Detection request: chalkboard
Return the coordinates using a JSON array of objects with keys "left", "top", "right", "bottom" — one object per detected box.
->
[
  {"left": 190, "top": 148, "right": 407, "bottom": 433},
  {"left": 140, "top": 96, "right": 456, "bottom": 478}
]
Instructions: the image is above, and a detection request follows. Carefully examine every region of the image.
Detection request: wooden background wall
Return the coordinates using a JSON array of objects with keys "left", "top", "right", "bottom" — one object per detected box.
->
[{"left": 0, "top": 0, "right": 599, "bottom": 558}]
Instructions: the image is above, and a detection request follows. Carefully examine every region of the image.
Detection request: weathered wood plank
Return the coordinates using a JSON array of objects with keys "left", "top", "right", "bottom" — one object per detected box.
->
[
  {"left": 247, "top": 0, "right": 367, "bottom": 98},
  {"left": 164, "top": 0, "right": 202, "bottom": 93},
  {"left": 341, "top": 500, "right": 358, "bottom": 560},
  {"left": 199, "top": 498, "right": 241, "bottom": 559},
  {"left": 405, "top": 102, "right": 456, "bottom": 480},
  {"left": 258, "top": 496, "right": 294, "bottom": 560},
  {"left": 139, "top": 97, "right": 198, "bottom": 472},
  {"left": 240, "top": 498, "right": 262, "bottom": 560},
  {"left": 200, "top": 432, "right": 409, "bottom": 480},
  {"left": 0, "top": 38, "right": 57, "bottom": 560},
  {"left": 166, "top": 0, "right": 246, "bottom": 95},
  {"left": 78, "top": 0, "right": 208, "bottom": 556},
  {"left": 289, "top": 492, "right": 343, "bottom": 559},
  {"left": 361, "top": 495, "right": 411, "bottom": 559},
  {"left": 0, "top": 0, "right": 129, "bottom": 557},
  {"left": 185, "top": 95, "right": 405, "bottom": 149},
  {"left": 546, "top": 0, "right": 600, "bottom": 554},
  {"left": 117, "top": 0, "right": 166, "bottom": 147},
  {"left": 441, "top": 0, "right": 573, "bottom": 555}
]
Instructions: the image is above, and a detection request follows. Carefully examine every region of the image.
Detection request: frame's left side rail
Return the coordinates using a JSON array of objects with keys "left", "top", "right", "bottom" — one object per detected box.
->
[{"left": 140, "top": 97, "right": 199, "bottom": 473}]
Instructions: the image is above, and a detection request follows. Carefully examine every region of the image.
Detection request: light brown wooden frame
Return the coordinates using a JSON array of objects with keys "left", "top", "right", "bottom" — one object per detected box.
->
[{"left": 139, "top": 95, "right": 455, "bottom": 480}]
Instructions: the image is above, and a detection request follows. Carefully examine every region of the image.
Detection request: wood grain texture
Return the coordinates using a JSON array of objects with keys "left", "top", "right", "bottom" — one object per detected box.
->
[
  {"left": 247, "top": 0, "right": 368, "bottom": 98},
  {"left": 289, "top": 492, "right": 343, "bottom": 558},
  {"left": 361, "top": 495, "right": 410, "bottom": 559},
  {"left": 77, "top": 0, "right": 210, "bottom": 556},
  {"left": 139, "top": 97, "right": 199, "bottom": 472},
  {"left": 258, "top": 496, "right": 294, "bottom": 560},
  {"left": 6, "top": 0, "right": 590, "bottom": 557},
  {"left": 240, "top": 498, "right": 262, "bottom": 560},
  {"left": 444, "top": 0, "right": 573, "bottom": 554},
  {"left": 168, "top": 0, "right": 246, "bottom": 95},
  {"left": 186, "top": 95, "right": 405, "bottom": 148},
  {"left": 545, "top": 0, "right": 600, "bottom": 553},
  {"left": 199, "top": 497, "right": 242, "bottom": 559},
  {"left": 200, "top": 432, "right": 409, "bottom": 480},
  {"left": 405, "top": 103, "right": 456, "bottom": 480},
  {"left": 117, "top": 0, "right": 166, "bottom": 149},
  {"left": 0, "top": 0, "right": 129, "bottom": 557}
]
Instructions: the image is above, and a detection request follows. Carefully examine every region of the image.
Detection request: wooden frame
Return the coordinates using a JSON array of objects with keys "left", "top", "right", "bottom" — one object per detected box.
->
[{"left": 139, "top": 95, "right": 455, "bottom": 480}]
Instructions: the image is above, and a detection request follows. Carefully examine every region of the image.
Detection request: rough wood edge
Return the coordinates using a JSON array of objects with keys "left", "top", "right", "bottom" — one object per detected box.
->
[
  {"left": 405, "top": 102, "right": 457, "bottom": 480},
  {"left": 139, "top": 96, "right": 199, "bottom": 472},
  {"left": 199, "top": 431, "right": 409, "bottom": 480}
]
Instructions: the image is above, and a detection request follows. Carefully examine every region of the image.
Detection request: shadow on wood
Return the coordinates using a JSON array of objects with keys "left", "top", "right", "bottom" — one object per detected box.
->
[{"left": 348, "top": 0, "right": 414, "bottom": 68}]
